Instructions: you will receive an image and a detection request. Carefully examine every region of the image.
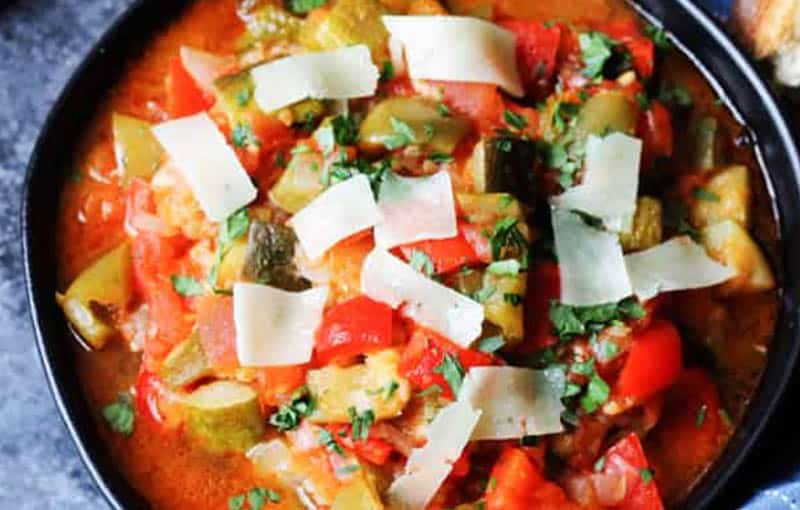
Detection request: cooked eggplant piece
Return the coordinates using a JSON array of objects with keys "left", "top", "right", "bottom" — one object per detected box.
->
[
  {"left": 298, "top": 0, "right": 389, "bottom": 60},
  {"left": 575, "top": 90, "right": 637, "bottom": 139},
  {"left": 160, "top": 332, "right": 212, "bottom": 389},
  {"left": 702, "top": 220, "right": 775, "bottom": 295},
  {"left": 184, "top": 380, "right": 265, "bottom": 453},
  {"left": 269, "top": 150, "right": 326, "bottom": 213},
  {"left": 690, "top": 165, "right": 750, "bottom": 228},
  {"left": 481, "top": 271, "right": 526, "bottom": 343},
  {"left": 241, "top": 220, "right": 310, "bottom": 291},
  {"left": 359, "top": 96, "right": 471, "bottom": 155},
  {"left": 619, "top": 196, "right": 663, "bottom": 252},
  {"left": 112, "top": 113, "right": 163, "bottom": 185},
  {"left": 56, "top": 242, "right": 133, "bottom": 349},
  {"left": 470, "top": 136, "right": 537, "bottom": 203},
  {"left": 307, "top": 349, "right": 411, "bottom": 423}
]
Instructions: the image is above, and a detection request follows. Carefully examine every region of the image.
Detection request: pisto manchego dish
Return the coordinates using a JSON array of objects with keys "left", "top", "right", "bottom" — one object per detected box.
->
[{"left": 56, "top": 0, "right": 780, "bottom": 508}]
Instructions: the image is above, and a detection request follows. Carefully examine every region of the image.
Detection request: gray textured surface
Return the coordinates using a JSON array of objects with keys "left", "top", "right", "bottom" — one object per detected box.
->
[{"left": 0, "top": 1, "right": 134, "bottom": 508}]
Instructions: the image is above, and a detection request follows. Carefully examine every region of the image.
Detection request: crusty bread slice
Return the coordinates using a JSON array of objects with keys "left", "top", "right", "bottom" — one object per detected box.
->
[{"left": 732, "top": 0, "right": 800, "bottom": 85}]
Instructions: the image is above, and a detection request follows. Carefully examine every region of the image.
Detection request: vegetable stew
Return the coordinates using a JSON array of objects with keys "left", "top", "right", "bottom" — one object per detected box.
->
[{"left": 56, "top": 0, "right": 780, "bottom": 508}]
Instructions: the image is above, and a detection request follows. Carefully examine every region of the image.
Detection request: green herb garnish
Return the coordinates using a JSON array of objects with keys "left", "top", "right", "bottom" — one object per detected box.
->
[{"left": 102, "top": 392, "right": 135, "bottom": 436}]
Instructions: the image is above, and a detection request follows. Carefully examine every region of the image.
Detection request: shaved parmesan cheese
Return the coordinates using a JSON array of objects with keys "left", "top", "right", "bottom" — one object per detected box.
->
[
  {"left": 552, "top": 133, "right": 642, "bottom": 233},
  {"left": 552, "top": 208, "right": 632, "bottom": 306},
  {"left": 388, "top": 401, "right": 481, "bottom": 510},
  {"left": 234, "top": 282, "right": 328, "bottom": 366},
  {"left": 289, "top": 174, "right": 382, "bottom": 261},
  {"left": 458, "top": 366, "right": 564, "bottom": 440},
  {"left": 152, "top": 113, "right": 257, "bottom": 222},
  {"left": 251, "top": 45, "right": 379, "bottom": 113},
  {"left": 179, "top": 46, "right": 233, "bottom": 95},
  {"left": 382, "top": 15, "right": 523, "bottom": 97},
  {"left": 625, "top": 236, "right": 734, "bottom": 300},
  {"left": 374, "top": 171, "right": 457, "bottom": 248},
  {"left": 361, "top": 249, "right": 483, "bottom": 347}
]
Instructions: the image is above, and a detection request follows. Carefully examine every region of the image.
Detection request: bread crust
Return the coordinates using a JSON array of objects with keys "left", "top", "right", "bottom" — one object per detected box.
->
[{"left": 732, "top": 0, "right": 799, "bottom": 58}]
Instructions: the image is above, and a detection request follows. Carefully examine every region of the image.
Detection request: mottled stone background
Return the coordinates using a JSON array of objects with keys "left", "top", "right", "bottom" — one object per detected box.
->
[{"left": 0, "top": 0, "right": 798, "bottom": 509}]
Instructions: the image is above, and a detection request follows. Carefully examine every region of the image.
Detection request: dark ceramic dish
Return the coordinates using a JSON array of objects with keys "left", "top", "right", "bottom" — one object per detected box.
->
[{"left": 21, "top": 0, "right": 800, "bottom": 508}]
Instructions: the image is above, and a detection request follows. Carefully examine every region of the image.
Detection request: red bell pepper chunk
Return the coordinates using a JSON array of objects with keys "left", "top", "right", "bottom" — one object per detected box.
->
[
  {"left": 400, "top": 327, "right": 496, "bottom": 399},
  {"left": 645, "top": 369, "right": 727, "bottom": 499},
  {"left": 326, "top": 424, "right": 395, "bottom": 465},
  {"left": 616, "top": 320, "right": 683, "bottom": 401},
  {"left": 486, "top": 448, "right": 578, "bottom": 510},
  {"left": 396, "top": 227, "right": 483, "bottom": 275},
  {"left": 433, "top": 80, "right": 505, "bottom": 132},
  {"left": 314, "top": 295, "right": 394, "bottom": 365},
  {"left": 625, "top": 37, "right": 655, "bottom": 78},
  {"left": 131, "top": 231, "right": 193, "bottom": 359},
  {"left": 135, "top": 370, "right": 165, "bottom": 425},
  {"left": 524, "top": 262, "right": 561, "bottom": 352},
  {"left": 165, "top": 56, "right": 212, "bottom": 118},
  {"left": 498, "top": 20, "right": 563, "bottom": 99},
  {"left": 600, "top": 433, "right": 664, "bottom": 510},
  {"left": 637, "top": 100, "right": 673, "bottom": 171}
]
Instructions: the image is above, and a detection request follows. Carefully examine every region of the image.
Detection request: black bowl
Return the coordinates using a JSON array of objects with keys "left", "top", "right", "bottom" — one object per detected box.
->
[{"left": 21, "top": 0, "right": 800, "bottom": 508}]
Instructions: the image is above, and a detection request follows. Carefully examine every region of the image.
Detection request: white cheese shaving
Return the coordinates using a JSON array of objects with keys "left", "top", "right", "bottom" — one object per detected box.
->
[
  {"left": 374, "top": 170, "right": 457, "bottom": 248},
  {"left": 233, "top": 282, "right": 328, "bottom": 367},
  {"left": 179, "top": 46, "right": 233, "bottom": 95},
  {"left": 458, "top": 366, "right": 564, "bottom": 440},
  {"left": 625, "top": 236, "right": 735, "bottom": 300},
  {"left": 552, "top": 133, "right": 642, "bottom": 233},
  {"left": 250, "top": 45, "right": 379, "bottom": 112},
  {"left": 382, "top": 15, "right": 523, "bottom": 97},
  {"left": 361, "top": 249, "right": 483, "bottom": 347},
  {"left": 289, "top": 174, "right": 382, "bottom": 261},
  {"left": 388, "top": 401, "right": 481, "bottom": 510},
  {"left": 152, "top": 113, "right": 257, "bottom": 222},
  {"left": 552, "top": 207, "right": 632, "bottom": 306}
]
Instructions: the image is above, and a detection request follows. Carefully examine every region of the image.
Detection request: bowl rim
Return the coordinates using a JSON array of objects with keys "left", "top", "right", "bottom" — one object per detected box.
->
[{"left": 21, "top": 0, "right": 800, "bottom": 509}]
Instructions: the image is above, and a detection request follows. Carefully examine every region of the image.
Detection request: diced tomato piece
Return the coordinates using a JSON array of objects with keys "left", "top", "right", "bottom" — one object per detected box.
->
[
  {"left": 314, "top": 295, "right": 394, "bottom": 365},
  {"left": 615, "top": 320, "right": 683, "bottom": 401},
  {"left": 165, "top": 56, "right": 212, "bottom": 118},
  {"left": 131, "top": 231, "right": 193, "bottom": 359},
  {"left": 645, "top": 369, "right": 728, "bottom": 501},
  {"left": 600, "top": 433, "right": 664, "bottom": 510},
  {"left": 400, "top": 327, "right": 496, "bottom": 399},
  {"left": 135, "top": 371, "right": 164, "bottom": 425},
  {"left": 637, "top": 100, "right": 673, "bottom": 171},
  {"left": 625, "top": 37, "right": 655, "bottom": 78},
  {"left": 353, "top": 437, "right": 395, "bottom": 466},
  {"left": 396, "top": 227, "right": 483, "bottom": 275},
  {"left": 252, "top": 365, "right": 308, "bottom": 408},
  {"left": 523, "top": 262, "right": 561, "bottom": 352},
  {"left": 498, "top": 20, "right": 562, "bottom": 99},
  {"left": 486, "top": 448, "right": 578, "bottom": 510},
  {"left": 433, "top": 81, "right": 505, "bottom": 132},
  {"left": 450, "top": 448, "right": 472, "bottom": 478},
  {"left": 195, "top": 294, "right": 238, "bottom": 371}
]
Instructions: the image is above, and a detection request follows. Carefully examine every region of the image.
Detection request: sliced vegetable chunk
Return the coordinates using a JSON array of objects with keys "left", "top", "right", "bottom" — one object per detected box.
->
[
  {"left": 112, "top": 114, "right": 163, "bottom": 185},
  {"left": 315, "top": 295, "right": 394, "bottom": 364}
]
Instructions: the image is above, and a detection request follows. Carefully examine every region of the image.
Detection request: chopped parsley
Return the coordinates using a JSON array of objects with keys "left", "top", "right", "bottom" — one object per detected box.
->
[
  {"left": 384, "top": 380, "right": 400, "bottom": 399},
  {"left": 379, "top": 60, "right": 395, "bottom": 82},
  {"left": 591, "top": 336, "right": 621, "bottom": 362},
  {"left": 331, "top": 114, "right": 359, "bottom": 146},
  {"left": 236, "top": 87, "right": 252, "bottom": 107},
  {"left": 549, "top": 297, "right": 645, "bottom": 341},
  {"left": 580, "top": 373, "right": 610, "bottom": 413},
  {"left": 477, "top": 335, "right": 505, "bottom": 353},
  {"left": 471, "top": 284, "right": 496, "bottom": 303},
  {"left": 434, "top": 353, "right": 465, "bottom": 396},
  {"left": 552, "top": 101, "right": 581, "bottom": 135},
  {"left": 489, "top": 217, "right": 529, "bottom": 267},
  {"left": 695, "top": 404, "right": 708, "bottom": 428},
  {"left": 348, "top": 407, "right": 375, "bottom": 441},
  {"left": 325, "top": 155, "right": 390, "bottom": 198},
  {"left": 319, "top": 428, "right": 345, "bottom": 455},
  {"left": 693, "top": 187, "right": 720, "bottom": 202},
  {"left": 231, "top": 122, "right": 260, "bottom": 148},
  {"left": 170, "top": 275, "right": 204, "bottom": 297},
  {"left": 504, "top": 109, "right": 528, "bottom": 130},
  {"left": 247, "top": 487, "right": 281, "bottom": 509},
  {"left": 503, "top": 292, "right": 523, "bottom": 306},
  {"left": 579, "top": 32, "right": 616, "bottom": 79},
  {"left": 409, "top": 249, "right": 435, "bottom": 276},
  {"left": 594, "top": 456, "right": 606, "bottom": 473},
  {"left": 268, "top": 387, "right": 315, "bottom": 432},
  {"left": 285, "top": 0, "right": 326, "bottom": 14},
  {"left": 644, "top": 24, "right": 671, "bottom": 51},
  {"left": 383, "top": 117, "right": 417, "bottom": 150},
  {"left": 438, "top": 102, "right": 452, "bottom": 117},
  {"left": 229, "top": 495, "right": 246, "bottom": 510},
  {"left": 635, "top": 92, "right": 651, "bottom": 111},
  {"left": 102, "top": 392, "right": 135, "bottom": 436},
  {"left": 418, "top": 384, "right": 444, "bottom": 398},
  {"left": 640, "top": 467, "right": 655, "bottom": 484},
  {"left": 664, "top": 199, "right": 702, "bottom": 242},
  {"left": 658, "top": 84, "right": 693, "bottom": 108},
  {"left": 208, "top": 208, "right": 250, "bottom": 287}
]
